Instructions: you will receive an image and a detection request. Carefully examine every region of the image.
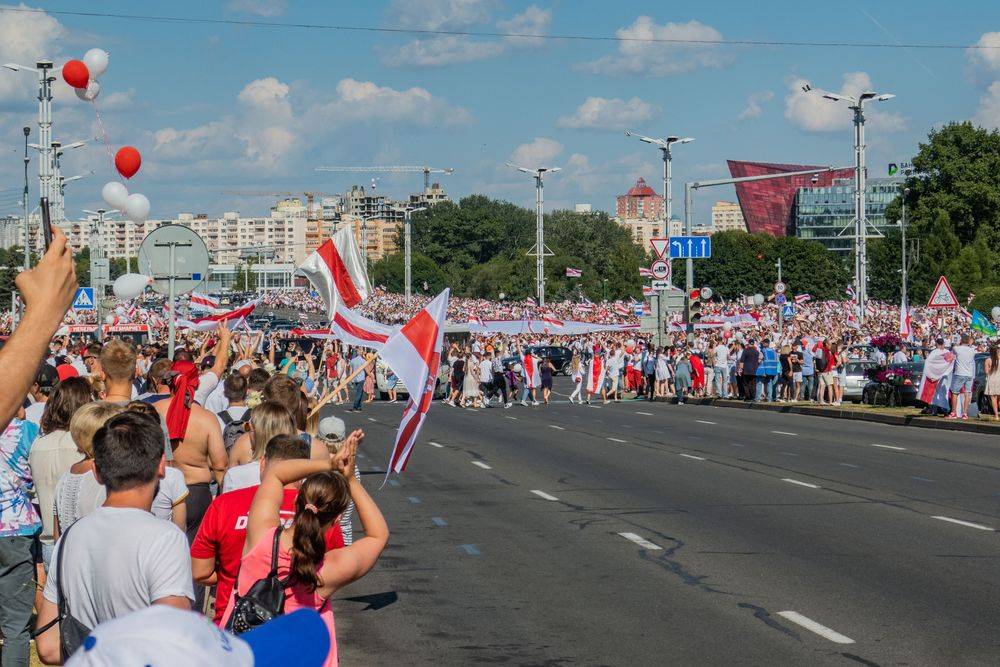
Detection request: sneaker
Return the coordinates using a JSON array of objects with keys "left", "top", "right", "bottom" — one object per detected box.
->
[
  {"left": 532, "top": 401, "right": 540, "bottom": 406},
  {"left": 520, "top": 400, "right": 528, "bottom": 407},
  {"left": 946, "top": 413, "right": 958, "bottom": 420},
  {"left": 504, "top": 402, "right": 512, "bottom": 409}
]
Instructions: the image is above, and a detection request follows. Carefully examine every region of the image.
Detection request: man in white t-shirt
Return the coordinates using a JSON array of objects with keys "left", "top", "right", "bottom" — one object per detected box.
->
[
  {"left": 24, "top": 364, "right": 59, "bottom": 426},
  {"left": 949, "top": 334, "right": 978, "bottom": 419},
  {"left": 35, "top": 411, "right": 193, "bottom": 664},
  {"left": 713, "top": 341, "right": 731, "bottom": 398}
]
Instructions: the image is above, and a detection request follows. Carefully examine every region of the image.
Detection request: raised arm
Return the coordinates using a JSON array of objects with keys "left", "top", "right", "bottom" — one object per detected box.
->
[{"left": 207, "top": 322, "right": 233, "bottom": 380}]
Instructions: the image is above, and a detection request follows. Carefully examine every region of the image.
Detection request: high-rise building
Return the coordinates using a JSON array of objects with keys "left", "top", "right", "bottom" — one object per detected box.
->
[
  {"left": 574, "top": 203, "right": 592, "bottom": 213},
  {"left": 0, "top": 215, "right": 23, "bottom": 249},
  {"left": 710, "top": 201, "right": 746, "bottom": 233},
  {"left": 795, "top": 177, "right": 901, "bottom": 254},
  {"left": 616, "top": 177, "right": 668, "bottom": 251},
  {"left": 727, "top": 160, "right": 855, "bottom": 236}
]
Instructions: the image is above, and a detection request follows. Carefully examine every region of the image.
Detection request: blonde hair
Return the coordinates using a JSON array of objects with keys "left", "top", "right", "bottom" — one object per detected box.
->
[
  {"left": 70, "top": 401, "right": 126, "bottom": 458},
  {"left": 250, "top": 401, "right": 296, "bottom": 460}
]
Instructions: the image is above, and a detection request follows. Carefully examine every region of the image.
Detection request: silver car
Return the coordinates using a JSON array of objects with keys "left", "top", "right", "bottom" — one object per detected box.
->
[{"left": 842, "top": 361, "right": 877, "bottom": 402}]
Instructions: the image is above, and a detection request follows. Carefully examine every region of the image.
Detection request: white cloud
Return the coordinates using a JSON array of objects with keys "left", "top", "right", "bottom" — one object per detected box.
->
[
  {"left": 0, "top": 4, "right": 66, "bottom": 102},
  {"left": 383, "top": 4, "right": 550, "bottom": 67},
  {"left": 784, "top": 72, "right": 906, "bottom": 133},
  {"left": 237, "top": 76, "right": 293, "bottom": 121},
  {"left": 314, "top": 78, "right": 472, "bottom": 126},
  {"left": 973, "top": 81, "right": 1000, "bottom": 128},
  {"left": 510, "top": 137, "right": 563, "bottom": 167},
  {"left": 389, "top": 0, "right": 496, "bottom": 30},
  {"left": 737, "top": 90, "right": 774, "bottom": 121},
  {"left": 967, "top": 32, "right": 1000, "bottom": 70},
  {"left": 583, "top": 17, "right": 730, "bottom": 77},
  {"left": 226, "top": 0, "right": 286, "bottom": 17},
  {"left": 557, "top": 96, "right": 660, "bottom": 129}
]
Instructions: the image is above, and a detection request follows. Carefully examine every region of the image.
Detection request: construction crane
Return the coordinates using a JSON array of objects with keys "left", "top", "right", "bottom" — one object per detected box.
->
[
  {"left": 314, "top": 165, "right": 455, "bottom": 191},
  {"left": 220, "top": 190, "right": 335, "bottom": 203}
]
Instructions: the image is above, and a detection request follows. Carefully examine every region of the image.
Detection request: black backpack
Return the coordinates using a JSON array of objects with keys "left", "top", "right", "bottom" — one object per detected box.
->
[
  {"left": 220, "top": 409, "right": 250, "bottom": 454},
  {"left": 814, "top": 350, "right": 828, "bottom": 373},
  {"left": 225, "top": 529, "right": 291, "bottom": 635},
  {"left": 32, "top": 521, "right": 92, "bottom": 661}
]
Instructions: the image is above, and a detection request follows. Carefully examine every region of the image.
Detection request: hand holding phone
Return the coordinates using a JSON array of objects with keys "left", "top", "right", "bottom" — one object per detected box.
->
[{"left": 40, "top": 197, "right": 53, "bottom": 251}]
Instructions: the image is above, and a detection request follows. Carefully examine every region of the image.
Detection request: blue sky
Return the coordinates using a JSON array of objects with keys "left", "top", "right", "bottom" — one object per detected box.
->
[{"left": 0, "top": 1, "right": 998, "bottom": 226}]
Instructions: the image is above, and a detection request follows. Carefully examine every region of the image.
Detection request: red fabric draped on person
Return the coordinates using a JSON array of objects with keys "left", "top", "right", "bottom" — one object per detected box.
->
[{"left": 165, "top": 360, "right": 200, "bottom": 441}]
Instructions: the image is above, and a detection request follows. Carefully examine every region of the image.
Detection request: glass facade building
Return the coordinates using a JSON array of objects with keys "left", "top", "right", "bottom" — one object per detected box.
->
[{"left": 794, "top": 178, "right": 902, "bottom": 254}]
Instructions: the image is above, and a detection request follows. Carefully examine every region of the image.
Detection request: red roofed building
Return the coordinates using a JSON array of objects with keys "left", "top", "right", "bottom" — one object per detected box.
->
[
  {"left": 616, "top": 178, "right": 664, "bottom": 221},
  {"left": 726, "top": 160, "right": 855, "bottom": 237}
]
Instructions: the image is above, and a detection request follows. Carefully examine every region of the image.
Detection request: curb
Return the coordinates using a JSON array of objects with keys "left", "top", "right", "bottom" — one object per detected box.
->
[{"left": 651, "top": 396, "right": 1000, "bottom": 435}]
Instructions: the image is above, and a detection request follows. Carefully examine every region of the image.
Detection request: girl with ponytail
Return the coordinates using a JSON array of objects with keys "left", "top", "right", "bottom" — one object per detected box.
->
[{"left": 222, "top": 430, "right": 389, "bottom": 666}]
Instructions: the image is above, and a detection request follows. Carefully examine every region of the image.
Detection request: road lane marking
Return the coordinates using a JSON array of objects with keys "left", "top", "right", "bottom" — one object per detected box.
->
[
  {"left": 679, "top": 453, "right": 706, "bottom": 461},
  {"left": 911, "top": 476, "right": 934, "bottom": 482},
  {"left": 782, "top": 478, "right": 821, "bottom": 489},
  {"left": 460, "top": 544, "right": 481, "bottom": 555},
  {"left": 772, "top": 431, "right": 798, "bottom": 436},
  {"left": 466, "top": 408, "right": 479, "bottom": 412},
  {"left": 931, "top": 516, "right": 994, "bottom": 531},
  {"left": 838, "top": 463, "right": 859, "bottom": 468},
  {"left": 776, "top": 611, "right": 855, "bottom": 644},
  {"left": 618, "top": 532, "right": 663, "bottom": 550},
  {"left": 607, "top": 437, "right": 627, "bottom": 443},
  {"left": 780, "top": 452, "right": 798, "bottom": 456},
  {"left": 407, "top": 496, "right": 421, "bottom": 504},
  {"left": 636, "top": 411, "right": 653, "bottom": 416},
  {"left": 367, "top": 417, "right": 377, "bottom": 422},
  {"left": 871, "top": 443, "right": 906, "bottom": 451},
  {"left": 429, "top": 441, "right": 444, "bottom": 448},
  {"left": 505, "top": 416, "right": 518, "bottom": 420},
  {"left": 549, "top": 425, "right": 565, "bottom": 430},
  {"left": 730, "top": 443, "right": 745, "bottom": 447},
  {"left": 471, "top": 461, "right": 492, "bottom": 470},
  {"left": 431, "top": 517, "right": 447, "bottom": 527},
  {"left": 695, "top": 419, "right": 716, "bottom": 425},
  {"left": 531, "top": 490, "right": 559, "bottom": 501}
]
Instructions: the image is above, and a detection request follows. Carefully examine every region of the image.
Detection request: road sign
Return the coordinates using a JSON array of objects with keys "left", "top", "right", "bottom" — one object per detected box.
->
[
  {"left": 775, "top": 293, "right": 787, "bottom": 305},
  {"left": 650, "top": 238, "right": 670, "bottom": 259},
  {"left": 650, "top": 260, "right": 670, "bottom": 280},
  {"left": 652, "top": 280, "right": 671, "bottom": 291},
  {"left": 781, "top": 304, "right": 795, "bottom": 318},
  {"left": 668, "top": 236, "right": 711, "bottom": 259},
  {"left": 927, "top": 275, "right": 958, "bottom": 308},
  {"left": 774, "top": 281, "right": 786, "bottom": 294},
  {"left": 138, "top": 225, "right": 210, "bottom": 296},
  {"left": 72, "top": 287, "right": 94, "bottom": 311}
]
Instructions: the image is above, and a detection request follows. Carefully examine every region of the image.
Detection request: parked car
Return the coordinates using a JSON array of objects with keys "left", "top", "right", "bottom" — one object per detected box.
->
[
  {"left": 973, "top": 352, "right": 990, "bottom": 414},
  {"left": 500, "top": 346, "right": 573, "bottom": 375},
  {"left": 842, "top": 361, "right": 878, "bottom": 402},
  {"left": 862, "top": 361, "right": 924, "bottom": 406}
]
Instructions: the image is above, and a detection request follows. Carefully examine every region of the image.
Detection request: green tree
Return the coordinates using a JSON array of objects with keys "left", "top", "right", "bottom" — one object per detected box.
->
[{"left": 970, "top": 286, "right": 1000, "bottom": 315}]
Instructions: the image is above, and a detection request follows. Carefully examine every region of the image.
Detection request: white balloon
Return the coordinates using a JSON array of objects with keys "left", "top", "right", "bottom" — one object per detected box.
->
[
  {"left": 83, "top": 48, "right": 109, "bottom": 78},
  {"left": 753, "top": 293, "right": 765, "bottom": 306},
  {"left": 992, "top": 305, "right": 1000, "bottom": 321},
  {"left": 74, "top": 79, "right": 100, "bottom": 101},
  {"left": 104, "top": 314, "right": 115, "bottom": 324},
  {"left": 125, "top": 193, "right": 150, "bottom": 223},
  {"left": 113, "top": 273, "right": 150, "bottom": 300},
  {"left": 101, "top": 181, "right": 128, "bottom": 209}
]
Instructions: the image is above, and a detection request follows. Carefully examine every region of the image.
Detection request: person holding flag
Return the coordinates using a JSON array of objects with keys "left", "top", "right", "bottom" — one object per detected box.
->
[
  {"left": 586, "top": 347, "right": 607, "bottom": 405},
  {"left": 519, "top": 347, "right": 541, "bottom": 406}
]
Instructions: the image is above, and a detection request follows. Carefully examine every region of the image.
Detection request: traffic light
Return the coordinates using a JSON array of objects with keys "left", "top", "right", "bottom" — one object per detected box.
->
[{"left": 688, "top": 288, "right": 703, "bottom": 324}]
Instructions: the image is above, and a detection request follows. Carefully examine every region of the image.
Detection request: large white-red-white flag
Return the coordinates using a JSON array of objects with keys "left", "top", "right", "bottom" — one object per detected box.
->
[
  {"left": 522, "top": 351, "right": 541, "bottom": 387},
  {"left": 298, "top": 225, "right": 372, "bottom": 318},
  {"left": 380, "top": 289, "right": 449, "bottom": 480},
  {"left": 328, "top": 300, "right": 397, "bottom": 351},
  {"left": 898, "top": 298, "right": 911, "bottom": 339},
  {"left": 586, "top": 354, "right": 605, "bottom": 394},
  {"left": 177, "top": 299, "right": 259, "bottom": 331},
  {"left": 189, "top": 292, "right": 219, "bottom": 313}
]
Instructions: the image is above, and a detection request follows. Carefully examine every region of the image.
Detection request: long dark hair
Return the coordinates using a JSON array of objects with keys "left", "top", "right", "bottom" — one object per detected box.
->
[
  {"left": 40, "top": 377, "right": 93, "bottom": 434},
  {"left": 289, "top": 472, "right": 350, "bottom": 592}
]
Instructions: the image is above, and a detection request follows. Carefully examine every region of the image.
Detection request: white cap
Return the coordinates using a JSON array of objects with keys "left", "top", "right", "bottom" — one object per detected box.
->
[{"left": 65, "top": 606, "right": 329, "bottom": 667}]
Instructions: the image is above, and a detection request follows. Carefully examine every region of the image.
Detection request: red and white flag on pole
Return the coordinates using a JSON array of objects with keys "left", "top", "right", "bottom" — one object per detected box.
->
[
  {"left": 541, "top": 314, "right": 564, "bottom": 328},
  {"left": 586, "top": 355, "right": 605, "bottom": 394},
  {"left": 522, "top": 351, "right": 541, "bottom": 387},
  {"left": 177, "top": 299, "right": 259, "bottom": 331},
  {"left": 189, "top": 292, "right": 219, "bottom": 313},
  {"left": 639, "top": 267, "right": 653, "bottom": 278},
  {"left": 380, "top": 289, "right": 450, "bottom": 481},
  {"left": 329, "top": 301, "right": 397, "bottom": 351},
  {"left": 298, "top": 225, "right": 372, "bottom": 318},
  {"left": 898, "top": 298, "right": 911, "bottom": 339}
]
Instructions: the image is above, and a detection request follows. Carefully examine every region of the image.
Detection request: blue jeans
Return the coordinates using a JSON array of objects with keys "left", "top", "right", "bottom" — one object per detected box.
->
[
  {"left": 714, "top": 364, "right": 729, "bottom": 397},
  {"left": 521, "top": 386, "right": 535, "bottom": 402},
  {"left": 352, "top": 382, "right": 365, "bottom": 410},
  {"left": 801, "top": 373, "right": 815, "bottom": 401},
  {"left": 0, "top": 535, "right": 36, "bottom": 667},
  {"left": 767, "top": 376, "right": 778, "bottom": 401},
  {"left": 755, "top": 376, "right": 769, "bottom": 401}
]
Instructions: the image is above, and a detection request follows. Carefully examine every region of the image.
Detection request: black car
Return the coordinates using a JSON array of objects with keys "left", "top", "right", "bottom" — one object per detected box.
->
[
  {"left": 861, "top": 361, "right": 923, "bottom": 406},
  {"left": 500, "top": 345, "right": 573, "bottom": 375}
]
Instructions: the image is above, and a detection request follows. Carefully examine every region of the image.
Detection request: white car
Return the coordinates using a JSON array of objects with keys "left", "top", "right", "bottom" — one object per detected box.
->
[{"left": 374, "top": 359, "right": 450, "bottom": 400}]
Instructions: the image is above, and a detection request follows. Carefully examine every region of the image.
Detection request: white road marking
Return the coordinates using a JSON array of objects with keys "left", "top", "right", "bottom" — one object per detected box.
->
[
  {"left": 460, "top": 544, "right": 481, "bottom": 555},
  {"left": 471, "top": 461, "right": 492, "bottom": 470},
  {"left": 618, "top": 532, "right": 663, "bottom": 550},
  {"left": 730, "top": 443, "right": 745, "bottom": 447},
  {"left": 531, "top": 490, "right": 559, "bottom": 501},
  {"left": 695, "top": 419, "right": 716, "bottom": 425},
  {"left": 776, "top": 611, "right": 855, "bottom": 644},
  {"left": 505, "top": 416, "right": 518, "bottom": 420},
  {"left": 636, "top": 411, "right": 654, "bottom": 416},
  {"left": 838, "top": 462, "right": 859, "bottom": 468},
  {"left": 431, "top": 517, "right": 447, "bottom": 527},
  {"left": 931, "top": 516, "right": 995, "bottom": 531},
  {"left": 679, "top": 453, "right": 706, "bottom": 461},
  {"left": 607, "top": 437, "right": 627, "bottom": 443},
  {"left": 466, "top": 408, "right": 479, "bottom": 412},
  {"left": 782, "top": 478, "right": 821, "bottom": 489},
  {"left": 772, "top": 430, "right": 798, "bottom": 436},
  {"left": 780, "top": 452, "right": 798, "bottom": 456},
  {"left": 429, "top": 442, "right": 444, "bottom": 448},
  {"left": 911, "top": 476, "right": 934, "bottom": 483},
  {"left": 549, "top": 425, "right": 565, "bottom": 430},
  {"left": 367, "top": 417, "right": 377, "bottom": 422},
  {"left": 871, "top": 443, "right": 906, "bottom": 451},
  {"left": 407, "top": 496, "right": 421, "bottom": 504}
]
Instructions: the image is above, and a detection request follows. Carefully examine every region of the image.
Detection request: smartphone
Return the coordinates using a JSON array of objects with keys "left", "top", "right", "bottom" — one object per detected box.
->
[{"left": 40, "top": 196, "right": 53, "bottom": 251}]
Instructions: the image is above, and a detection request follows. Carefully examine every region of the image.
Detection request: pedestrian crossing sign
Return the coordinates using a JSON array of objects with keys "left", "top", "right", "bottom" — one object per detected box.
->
[
  {"left": 781, "top": 304, "right": 795, "bottom": 318},
  {"left": 72, "top": 287, "right": 95, "bottom": 310}
]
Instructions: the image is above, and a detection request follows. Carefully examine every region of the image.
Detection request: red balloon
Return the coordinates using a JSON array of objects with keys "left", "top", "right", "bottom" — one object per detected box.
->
[
  {"left": 115, "top": 146, "right": 142, "bottom": 179},
  {"left": 62, "top": 60, "right": 90, "bottom": 89}
]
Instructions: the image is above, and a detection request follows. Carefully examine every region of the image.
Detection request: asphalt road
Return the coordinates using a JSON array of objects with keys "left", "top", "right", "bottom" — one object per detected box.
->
[{"left": 323, "top": 378, "right": 1000, "bottom": 666}]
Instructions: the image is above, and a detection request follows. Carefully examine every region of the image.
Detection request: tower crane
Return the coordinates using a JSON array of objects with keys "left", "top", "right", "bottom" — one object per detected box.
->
[{"left": 314, "top": 165, "right": 455, "bottom": 191}]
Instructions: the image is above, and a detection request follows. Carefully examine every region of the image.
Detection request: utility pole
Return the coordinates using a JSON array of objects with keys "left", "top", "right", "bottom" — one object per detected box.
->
[
  {"left": 776, "top": 257, "right": 783, "bottom": 334},
  {"left": 21, "top": 126, "right": 30, "bottom": 270},
  {"left": 403, "top": 206, "right": 426, "bottom": 306},
  {"left": 506, "top": 162, "right": 560, "bottom": 307}
]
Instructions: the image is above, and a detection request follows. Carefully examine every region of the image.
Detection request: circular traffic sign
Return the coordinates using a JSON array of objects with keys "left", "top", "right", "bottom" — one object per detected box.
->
[
  {"left": 138, "top": 225, "right": 210, "bottom": 296},
  {"left": 700, "top": 286, "right": 713, "bottom": 300},
  {"left": 651, "top": 260, "right": 670, "bottom": 280},
  {"left": 775, "top": 293, "right": 787, "bottom": 305},
  {"left": 774, "top": 281, "right": 786, "bottom": 294}
]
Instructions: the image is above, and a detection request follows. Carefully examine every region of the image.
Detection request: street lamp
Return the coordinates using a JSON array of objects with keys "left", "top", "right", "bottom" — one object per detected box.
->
[
  {"left": 21, "top": 126, "right": 30, "bottom": 270},
  {"left": 404, "top": 206, "right": 426, "bottom": 306},
  {"left": 5, "top": 60, "right": 56, "bottom": 229},
  {"left": 505, "top": 162, "right": 561, "bottom": 307},
  {"left": 624, "top": 130, "right": 693, "bottom": 236},
  {"left": 801, "top": 84, "right": 895, "bottom": 321}
]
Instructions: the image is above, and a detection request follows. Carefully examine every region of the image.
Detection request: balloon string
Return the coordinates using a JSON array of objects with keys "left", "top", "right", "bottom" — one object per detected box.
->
[{"left": 90, "top": 100, "right": 121, "bottom": 183}]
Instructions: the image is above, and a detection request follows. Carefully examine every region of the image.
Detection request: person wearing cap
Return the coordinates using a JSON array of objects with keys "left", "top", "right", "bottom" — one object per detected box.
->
[
  {"left": 317, "top": 417, "right": 360, "bottom": 544},
  {"left": 24, "top": 363, "right": 60, "bottom": 427}
]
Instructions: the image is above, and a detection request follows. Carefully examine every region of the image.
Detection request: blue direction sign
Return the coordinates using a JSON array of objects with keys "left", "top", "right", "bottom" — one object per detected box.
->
[
  {"left": 668, "top": 236, "right": 711, "bottom": 259},
  {"left": 72, "top": 287, "right": 95, "bottom": 311},
  {"left": 781, "top": 303, "right": 795, "bottom": 318}
]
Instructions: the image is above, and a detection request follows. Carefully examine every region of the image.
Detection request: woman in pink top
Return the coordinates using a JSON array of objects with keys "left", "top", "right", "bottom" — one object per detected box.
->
[{"left": 222, "top": 429, "right": 389, "bottom": 666}]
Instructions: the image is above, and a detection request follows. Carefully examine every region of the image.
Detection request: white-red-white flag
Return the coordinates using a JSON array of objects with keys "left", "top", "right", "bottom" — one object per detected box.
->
[
  {"left": 177, "top": 299, "right": 259, "bottom": 331},
  {"left": 189, "top": 292, "right": 219, "bottom": 313},
  {"left": 380, "top": 289, "right": 449, "bottom": 480},
  {"left": 522, "top": 352, "right": 541, "bottom": 387},
  {"left": 541, "top": 314, "right": 564, "bottom": 329},
  {"left": 898, "top": 298, "right": 911, "bottom": 339},
  {"left": 298, "top": 225, "right": 372, "bottom": 318},
  {"left": 328, "top": 301, "right": 397, "bottom": 351},
  {"left": 586, "top": 354, "right": 605, "bottom": 394}
]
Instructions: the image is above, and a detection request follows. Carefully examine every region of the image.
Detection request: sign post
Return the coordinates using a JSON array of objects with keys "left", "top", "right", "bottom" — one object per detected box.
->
[{"left": 926, "top": 275, "right": 958, "bottom": 336}]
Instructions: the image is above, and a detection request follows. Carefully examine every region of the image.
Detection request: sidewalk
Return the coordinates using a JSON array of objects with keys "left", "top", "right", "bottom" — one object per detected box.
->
[{"left": 657, "top": 396, "right": 1000, "bottom": 435}]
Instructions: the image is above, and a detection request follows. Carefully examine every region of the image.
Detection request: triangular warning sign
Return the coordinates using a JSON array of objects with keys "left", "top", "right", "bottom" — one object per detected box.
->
[
  {"left": 72, "top": 289, "right": 93, "bottom": 308},
  {"left": 926, "top": 275, "right": 958, "bottom": 308},
  {"left": 650, "top": 238, "right": 669, "bottom": 259}
]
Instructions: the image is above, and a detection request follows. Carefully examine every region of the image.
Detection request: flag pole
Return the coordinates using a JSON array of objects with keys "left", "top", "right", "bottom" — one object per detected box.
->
[{"left": 308, "top": 356, "right": 375, "bottom": 420}]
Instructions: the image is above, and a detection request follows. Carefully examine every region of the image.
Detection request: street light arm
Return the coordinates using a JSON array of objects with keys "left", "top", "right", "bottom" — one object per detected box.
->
[
  {"left": 504, "top": 161, "right": 533, "bottom": 175},
  {"left": 691, "top": 166, "right": 851, "bottom": 189}
]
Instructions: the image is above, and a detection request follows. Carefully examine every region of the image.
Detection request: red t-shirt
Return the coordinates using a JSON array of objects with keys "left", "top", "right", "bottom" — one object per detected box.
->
[
  {"left": 190, "top": 485, "right": 345, "bottom": 625},
  {"left": 324, "top": 354, "right": 339, "bottom": 379}
]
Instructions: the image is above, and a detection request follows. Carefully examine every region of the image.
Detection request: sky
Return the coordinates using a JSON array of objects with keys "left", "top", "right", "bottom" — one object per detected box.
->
[{"left": 0, "top": 1, "right": 998, "bottom": 227}]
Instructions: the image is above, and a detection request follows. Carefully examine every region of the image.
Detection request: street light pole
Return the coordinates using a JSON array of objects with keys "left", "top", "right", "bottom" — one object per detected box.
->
[
  {"left": 21, "top": 127, "right": 30, "bottom": 270},
  {"left": 901, "top": 188, "right": 909, "bottom": 309},
  {"left": 776, "top": 257, "right": 783, "bottom": 334},
  {"left": 506, "top": 162, "right": 561, "bottom": 307},
  {"left": 403, "top": 206, "right": 426, "bottom": 306}
]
